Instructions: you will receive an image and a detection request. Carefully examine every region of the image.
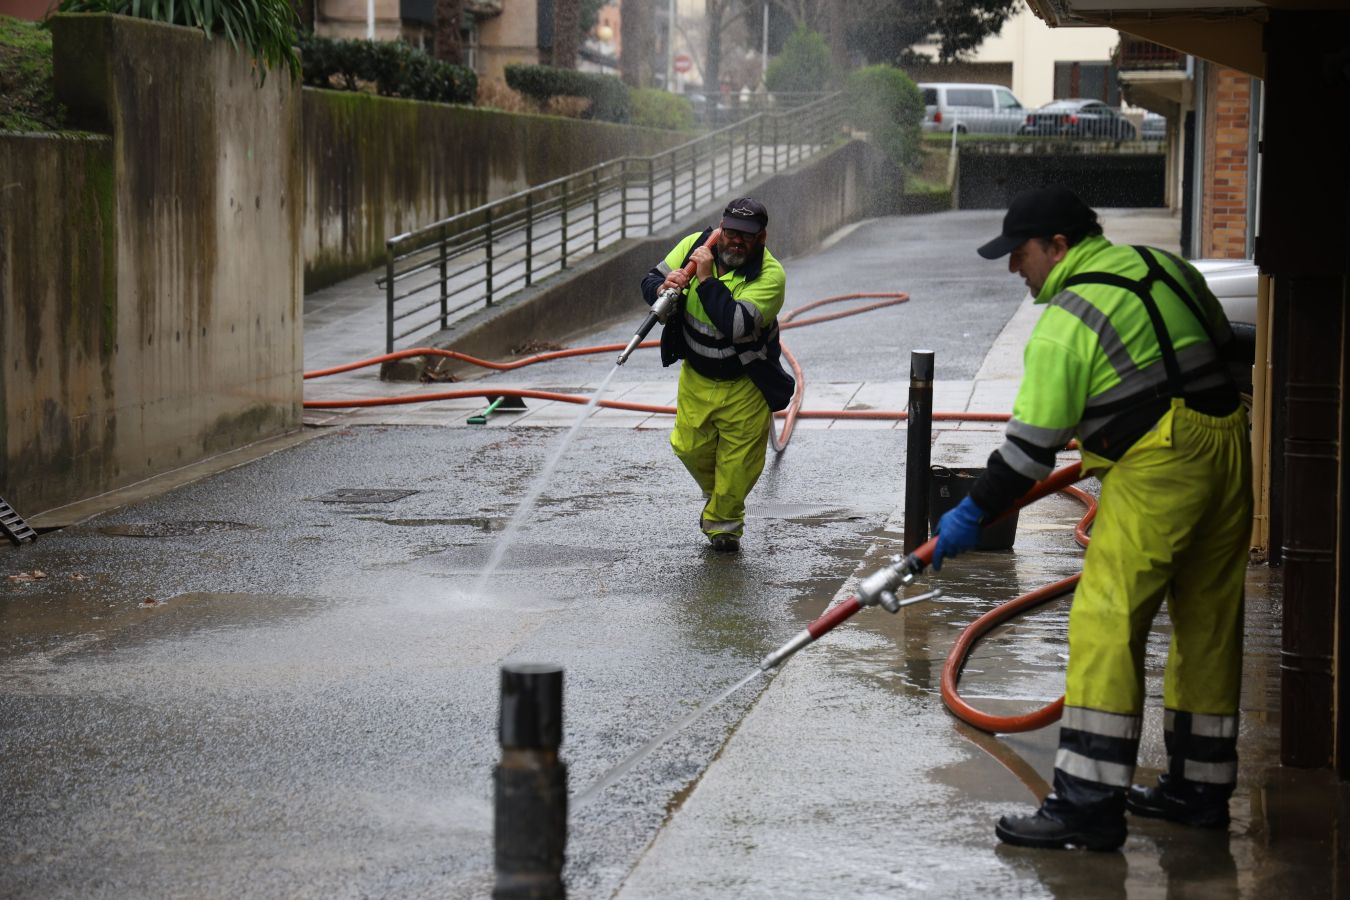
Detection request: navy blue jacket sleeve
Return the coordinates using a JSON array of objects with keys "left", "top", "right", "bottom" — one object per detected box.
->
[
  {"left": 641, "top": 267, "right": 665, "bottom": 307},
  {"left": 969, "top": 437, "right": 1051, "bottom": 518}
]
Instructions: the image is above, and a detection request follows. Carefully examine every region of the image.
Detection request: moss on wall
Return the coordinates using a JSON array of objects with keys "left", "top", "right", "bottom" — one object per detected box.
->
[
  {"left": 0, "top": 132, "right": 117, "bottom": 512},
  {"left": 302, "top": 88, "right": 690, "bottom": 291}
]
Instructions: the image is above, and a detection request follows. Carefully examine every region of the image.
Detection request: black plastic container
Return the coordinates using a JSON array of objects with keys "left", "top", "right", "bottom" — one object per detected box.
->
[{"left": 928, "top": 466, "right": 1019, "bottom": 551}]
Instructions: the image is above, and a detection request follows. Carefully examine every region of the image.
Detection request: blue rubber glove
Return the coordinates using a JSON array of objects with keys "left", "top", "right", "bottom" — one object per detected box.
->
[{"left": 932, "top": 495, "right": 985, "bottom": 572}]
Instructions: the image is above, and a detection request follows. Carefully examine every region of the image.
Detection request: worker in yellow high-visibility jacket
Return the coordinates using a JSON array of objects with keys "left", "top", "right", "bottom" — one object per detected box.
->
[
  {"left": 640, "top": 199, "right": 793, "bottom": 553},
  {"left": 935, "top": 186, "right": 1252, "bottom": 851}
]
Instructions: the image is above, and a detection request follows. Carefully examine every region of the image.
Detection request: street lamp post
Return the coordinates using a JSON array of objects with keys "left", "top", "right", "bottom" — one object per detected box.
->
[
  {"left": 762, "top": 1, "right": 769, "bottom": 85},
  {"left": 666, "top": 0, "right": 676, "bottom": 91}
]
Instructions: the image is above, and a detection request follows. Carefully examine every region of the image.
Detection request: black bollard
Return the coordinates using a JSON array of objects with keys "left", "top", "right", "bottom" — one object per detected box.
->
[
  {"left": 904, "top": 350, "right": 935, "bottom": 554},
  {"left": 494, "top": 664, "right": 567, "bottom": 900}
]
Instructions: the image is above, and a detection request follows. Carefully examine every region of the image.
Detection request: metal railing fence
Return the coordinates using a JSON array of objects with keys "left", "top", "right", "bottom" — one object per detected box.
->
[
  {"left": 683, "top": 90, "right": 836, "bottom": 127},
  {"left": 380, "top": 92, "right": 846, "bottom": 352}
]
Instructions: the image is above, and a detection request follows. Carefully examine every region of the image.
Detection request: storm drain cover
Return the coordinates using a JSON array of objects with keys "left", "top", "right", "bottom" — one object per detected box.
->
[
  {"left": 100, "top": 521, "right": 254, "bottom": 537},
  {"left": 309, "top": 488, "right": 419, "bottom": 504}
]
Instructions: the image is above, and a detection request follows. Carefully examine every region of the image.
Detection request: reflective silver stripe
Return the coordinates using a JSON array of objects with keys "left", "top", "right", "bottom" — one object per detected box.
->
[
  {"left": 996, "top": 438, "right": 1053, "bottom": 481},
  {"left": 1062, "top": 706, "right": 1142, "bottom": 740},
  {"left": 1084, "top": 342, "right": 1225, "bottom": 413},
  {"left": 1078, "top": 345, "right": 1231, "bottom": 442},
  {"left": 682, "top": 335, "right": 737, "bottom": 360},
  {"left": 1183, "top": 759, "right": 1238, "bottom": 785},
  {"left": 1164, "top": 710, "right": 1238, "bottom": 739},
  {"left": 1055, "top": 748, "right": 1134, "bottom": 788},
  {"left": 656, "top": 260, "right": 672, "bottom": 275},
  {"left": 682, "top": 310, "right": 723, "bottom": 339},
  {"left": 730, "top": 304, "right": 754, "bottom": 341},
  {"left": 1006, "top": 417, "right": 1075, "bottom": 450},
  {"left": 735, "top": 300, "right": 767, "bottom": 336},
  {"left": 702, "top": 518, "right": 741, "bottom": 533},
  {"left": 738, "top": 347, "right": 769, "bottom": 366},
  {"left": 1050, "top": 290, "right": 1134, "bottom": 379}
]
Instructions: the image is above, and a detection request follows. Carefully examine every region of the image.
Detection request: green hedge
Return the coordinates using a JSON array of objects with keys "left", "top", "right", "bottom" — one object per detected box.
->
[
  {"left": 845, "top": 65, "right": 923, "bottom": 170},
  {"left": 765, "top": 26, "right": 836, "bottom": 94},
  {"left": 504, "top": 64, "right": 629, "bottom": 123},
  {"left": 299, "top": 35, "right": 476, "bottom": 105},
  {"left": 628, "top": 87, "right": 694, "bottom": 131}
]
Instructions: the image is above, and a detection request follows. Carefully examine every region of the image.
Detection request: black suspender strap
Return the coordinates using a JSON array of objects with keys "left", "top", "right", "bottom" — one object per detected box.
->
[
  {"left": 1130, "top": 246, "right": 1223, "bottom": 349},
  {"left": 1063, "top": 247, "right": 1241, "bottom": 429},
  {"left": 1064, "top": 266, "right": 1189, "bottom": 401}
]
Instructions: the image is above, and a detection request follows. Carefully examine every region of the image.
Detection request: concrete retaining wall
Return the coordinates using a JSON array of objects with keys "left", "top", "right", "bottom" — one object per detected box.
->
[
  {"left": 0, "top": 15, "right": 303, "bottom": 518},
  {"left": 418, "top": 138, "right": 904, "bottom": 370},
  {"left": 302, "top": 90, "right": 690, "bottom": 291},
  {"left": 0, "top": 134, "right": 116, "bottom": 517}
]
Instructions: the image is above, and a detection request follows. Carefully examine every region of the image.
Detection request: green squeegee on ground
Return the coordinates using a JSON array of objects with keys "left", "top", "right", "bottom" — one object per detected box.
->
[{"left": 467, "top": 395, "right": 528, "bottom": 425}]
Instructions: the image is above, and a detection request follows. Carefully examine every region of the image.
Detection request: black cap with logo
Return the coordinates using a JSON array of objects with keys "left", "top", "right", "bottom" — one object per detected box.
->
[
  {"left": 977, "top": 186, "right": 1098, "bottom": 259},
  {"left": 721, "top": 198, "right": 768, "bottom": 234}
]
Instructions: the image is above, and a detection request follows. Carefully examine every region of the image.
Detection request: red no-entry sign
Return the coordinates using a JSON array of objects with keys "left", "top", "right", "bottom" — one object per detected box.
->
[{"left": 673, "top": 53, "right": 692, "bottom": 74}]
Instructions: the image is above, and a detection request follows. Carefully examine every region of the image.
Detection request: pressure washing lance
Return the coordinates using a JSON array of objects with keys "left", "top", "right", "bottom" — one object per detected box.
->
[
  {"left": 758, "top": 463, "right": 1087, "bottom": 672},
  {"left": 760, "top": 546, "right": 944, "bottom": 670},
  {"left": 615, "top": 229, "right": 722, "bottom": 366}
]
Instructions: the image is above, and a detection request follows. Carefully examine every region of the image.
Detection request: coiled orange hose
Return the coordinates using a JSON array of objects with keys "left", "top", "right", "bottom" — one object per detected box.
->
[{"left": 939, "top": 482, "right": 1097, "bottom": 733}]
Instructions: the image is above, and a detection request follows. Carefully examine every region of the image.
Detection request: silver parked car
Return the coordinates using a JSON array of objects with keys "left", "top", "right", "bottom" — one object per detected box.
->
[
  {"left": 1193, "top": 257, "right": 1258, "bottom": 401},
  {"left": 1019, "top": 98, "right": 1138, "bottom": 140},
  {"left": 919, "top": 82, "right": 1028, "bottom": 135},
  {"left": 1141, "top": 111, "right": 1166, "bottom": 140}
]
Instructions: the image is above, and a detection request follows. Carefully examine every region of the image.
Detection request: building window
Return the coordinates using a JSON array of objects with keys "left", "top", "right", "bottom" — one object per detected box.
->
[{"left": 1054, "top": 61, "right": 1120, "bottom": 105}]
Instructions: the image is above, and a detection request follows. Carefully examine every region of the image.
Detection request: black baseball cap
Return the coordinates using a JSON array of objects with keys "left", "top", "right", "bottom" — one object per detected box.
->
[
  {"left": 721, "top": 198, "right": 768, "bottom": 234},
  {"left": 977, "top": 186, "right": 1097, "bottom": 259}
]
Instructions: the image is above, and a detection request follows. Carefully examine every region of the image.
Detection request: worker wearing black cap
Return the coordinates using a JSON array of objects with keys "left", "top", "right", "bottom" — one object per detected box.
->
[
  {"left": 639, "top": 198, "right": 793, "bottom": 553},
  {"left": 935, "top": 186, "right": 1252, "bottom": 850}
]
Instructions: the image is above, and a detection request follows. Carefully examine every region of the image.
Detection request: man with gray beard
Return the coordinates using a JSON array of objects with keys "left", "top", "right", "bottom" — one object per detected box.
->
[{"left": 639, "top": 198, "right": 793, "bottom": 553}]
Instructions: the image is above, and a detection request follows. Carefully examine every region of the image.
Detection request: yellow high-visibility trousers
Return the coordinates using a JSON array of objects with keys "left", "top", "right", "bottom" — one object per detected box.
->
[
  {"left": 670, "top": 363, "right": 772, "bottom": 539},
  {"left": 1067, "top": 400, "right": 1253, "bottom": 717}
]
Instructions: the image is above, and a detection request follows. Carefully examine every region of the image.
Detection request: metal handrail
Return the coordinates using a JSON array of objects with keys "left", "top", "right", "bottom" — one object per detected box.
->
[{"left": 381, "top": 92, "right": 847, "bottom": 352}]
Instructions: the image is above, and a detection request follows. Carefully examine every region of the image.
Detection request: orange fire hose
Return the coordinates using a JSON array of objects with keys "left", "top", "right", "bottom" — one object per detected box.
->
[
  {"left": 939, "top": 478, "right": 1097, "bottom": 734},
  {"left": 302, "top": 293, "right": 954, "bottom": 452}
]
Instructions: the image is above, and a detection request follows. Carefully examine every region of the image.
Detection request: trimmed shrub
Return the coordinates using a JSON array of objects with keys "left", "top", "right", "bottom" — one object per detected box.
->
[
  {"left": 764, "top": 26, "right": 835, "bottom": 95},
  {"left": 298, "top": 35, "right": 476, "bottom": 105},
  {"left": 846, "top": 64, "right": 923, "bottom": 170},
  {"left": 629, "top": 88, "right": 694, "bottom": 131},
  {"left": 504, "top": 63, "right": 630, "bottom": 123}
]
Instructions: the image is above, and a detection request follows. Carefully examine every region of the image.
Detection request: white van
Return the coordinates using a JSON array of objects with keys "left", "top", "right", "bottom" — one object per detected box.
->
[{"left": 919, "top": 83, "right": 1027, "bottom": 135}]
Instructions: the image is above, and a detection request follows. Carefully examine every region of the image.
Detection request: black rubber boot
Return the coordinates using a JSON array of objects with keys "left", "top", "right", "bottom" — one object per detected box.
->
[
  {"left": 1127, "top": 775, "right": 1230, "bottom": 828},
  {"left": 995, "top": 795, "right": 1127, "bottom": 852},
  {"left": 710, "top": 534, "right": 740, "bottom": 552}
]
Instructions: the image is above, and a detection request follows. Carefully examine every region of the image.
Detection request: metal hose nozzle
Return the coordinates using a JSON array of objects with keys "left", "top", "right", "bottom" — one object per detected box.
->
[{"left": 616, "top": 287, "right": 681, "bottom": 366}]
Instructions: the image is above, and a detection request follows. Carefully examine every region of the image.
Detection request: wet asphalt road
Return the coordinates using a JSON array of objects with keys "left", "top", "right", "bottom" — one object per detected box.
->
[{"left": 0, "top": 210, "right": 1038, "bottom": 897}]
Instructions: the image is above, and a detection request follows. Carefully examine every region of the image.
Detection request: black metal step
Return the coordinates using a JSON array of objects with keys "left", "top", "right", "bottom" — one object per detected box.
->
[{"left": 0, "top": 497, "right": 37, "bottom": 545}]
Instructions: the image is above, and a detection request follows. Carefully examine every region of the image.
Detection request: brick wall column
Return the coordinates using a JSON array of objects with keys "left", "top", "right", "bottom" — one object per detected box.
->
[{"left": 1201, "top": 68, "right": 1252, "bottom": 258}]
